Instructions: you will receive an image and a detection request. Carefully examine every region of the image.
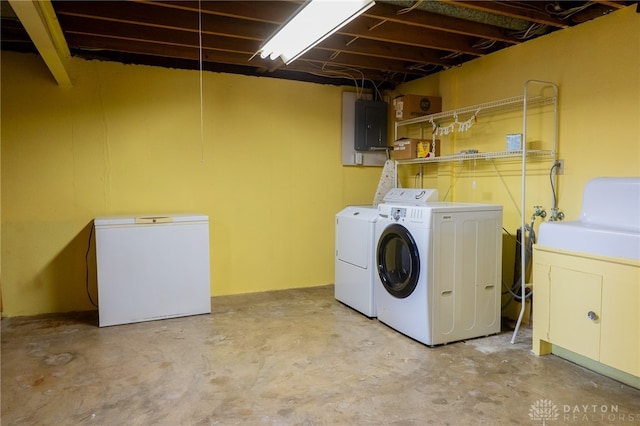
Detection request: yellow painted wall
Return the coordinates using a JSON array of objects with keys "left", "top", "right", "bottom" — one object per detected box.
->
[
  {"left": 395, "top": 6, "right": 639, "bottom": 223},
  {"left": 2, "top": 6, "right": 638, "bottom": 318},
  {"left": 393, "top": 6, "right": 639, "bottom": 316},
  {"left": 1, "top": 52, "right": 381, "bottom": 316}
]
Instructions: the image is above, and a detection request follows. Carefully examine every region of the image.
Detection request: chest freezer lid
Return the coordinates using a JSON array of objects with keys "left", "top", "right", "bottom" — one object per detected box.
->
[{"left": 94, "top": 213, "right": 208, "bottom": 226}]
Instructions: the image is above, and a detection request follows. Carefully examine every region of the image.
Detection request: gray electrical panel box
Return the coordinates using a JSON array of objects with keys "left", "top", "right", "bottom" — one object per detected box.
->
[{"left": 354, "top": 100, "right": 388, "bottom": 151}]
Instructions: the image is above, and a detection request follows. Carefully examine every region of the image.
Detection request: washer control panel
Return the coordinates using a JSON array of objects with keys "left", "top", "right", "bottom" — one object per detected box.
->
[
  {"left": 378, "top": 204, "right": 431, "bottom": 227},
  {"left": 391, "top": 207, "right": 406, "bottom": 221},
  {"left": 383, "top": 188, "right": 438, "bottom": 205}
]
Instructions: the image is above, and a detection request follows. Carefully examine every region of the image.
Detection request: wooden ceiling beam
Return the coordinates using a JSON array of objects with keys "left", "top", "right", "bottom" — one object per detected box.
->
[
  {"left": 56, "top": 5, "right": 276, "bottom": 42},
  {"left": 55, "top": 0, "right": 278, "bottom": 39},
  {"left": 64, "top": 32, "right": 262, "bottom": 66},
  {"left": 56, "top": 2, "right": 484, "bottom": 66},
  {"left": 54, "top": 1, "right": 192, "bottom": 30},
  {"left": 301, "top": 49, "right": 432, "bottom": 76},
  {"left": 8, "top": 0, "right": 71, "bottom": 86},
  {"left": 364, "top": 2, "right": 520, "bottom": 44},
  {"left": 317, "top": 34, "right": 458, "bottom": 67},
  {"left": 63, "top": 31, "right": 408, "bottom": 86},
  {"left": 140, "top": 0, "right": 300, "bottom": 24},
  {"left": 63, "top": 31, "right": 423, "bottom": 85},
  {"left": 60, "top": 15, "right": 261, "bottom": 55},
  {"left": 340, "top": 16, "right": 487, "bottom": 56},
  {"left": 285, "top": 60, "right": 417, "bottom": 85},
  {"left": 278, "top": 59, "right": 408, "bottom": 85},
  {"left": 43, "top": 0, "right": 624, "bottom": 88}
]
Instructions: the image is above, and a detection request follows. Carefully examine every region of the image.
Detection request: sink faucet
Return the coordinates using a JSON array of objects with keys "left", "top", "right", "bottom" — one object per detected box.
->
[{"left": 549, "top": 207, "right": 565, "bottom": 221}]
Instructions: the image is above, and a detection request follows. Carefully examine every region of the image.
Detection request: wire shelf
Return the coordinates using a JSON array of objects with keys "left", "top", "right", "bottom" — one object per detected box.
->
[
  {"left": 394, "top": 95, "right": 557, "bottom": 127},
  {"left": 396, "top": 150, "right": 554, "bottom": 165}
]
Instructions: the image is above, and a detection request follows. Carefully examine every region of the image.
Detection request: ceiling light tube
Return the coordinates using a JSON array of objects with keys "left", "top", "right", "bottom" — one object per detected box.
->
[{"left": 259, "top": 0, "right": 375, "bottom": 65}]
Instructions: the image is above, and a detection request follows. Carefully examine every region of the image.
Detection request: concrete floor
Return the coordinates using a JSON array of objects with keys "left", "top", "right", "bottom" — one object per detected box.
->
[{"left": 2, "top": 285, "right": 639, "bottom": 425}]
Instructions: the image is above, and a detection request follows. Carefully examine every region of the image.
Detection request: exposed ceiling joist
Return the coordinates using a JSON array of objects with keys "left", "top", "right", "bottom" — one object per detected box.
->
[
  {"left": 2, "top": 0, "right": 634, "bottom": 89},
  {"left": 363, "top": 2, "right": 520, "bottom": 44}
]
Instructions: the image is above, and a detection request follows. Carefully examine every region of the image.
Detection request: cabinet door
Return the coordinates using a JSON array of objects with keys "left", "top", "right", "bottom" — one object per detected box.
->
[
  {"left": 600, "top": 272, "right": 640, "bottom": 376},
  {"left": 549, "top": 266, "right": 602, "bottom": 360}
]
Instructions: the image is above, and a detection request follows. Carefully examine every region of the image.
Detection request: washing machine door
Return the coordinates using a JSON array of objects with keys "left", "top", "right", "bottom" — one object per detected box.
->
[{"left": 377, "top": 224, "right": 420, "bottom": 299}]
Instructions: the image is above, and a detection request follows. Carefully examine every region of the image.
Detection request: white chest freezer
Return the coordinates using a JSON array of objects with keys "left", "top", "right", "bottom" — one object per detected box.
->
[{"left": 94, "top": 214, "right": 211, "bottom": 327}]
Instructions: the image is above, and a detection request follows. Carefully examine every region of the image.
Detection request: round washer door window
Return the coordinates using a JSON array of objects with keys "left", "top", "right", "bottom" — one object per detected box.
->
[{"left": 377, "top": 224, "right": 420, "bottom": 298}]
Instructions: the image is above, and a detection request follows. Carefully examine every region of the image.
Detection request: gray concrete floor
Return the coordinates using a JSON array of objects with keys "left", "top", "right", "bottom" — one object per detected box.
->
[{"left": 2, "top": 285, "right": 639, "bottom": 425}]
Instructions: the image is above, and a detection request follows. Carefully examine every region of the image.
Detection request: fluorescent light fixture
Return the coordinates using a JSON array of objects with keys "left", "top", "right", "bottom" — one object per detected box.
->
[{"left": 259, "top": 0, "right": 375, "bottom": 65}]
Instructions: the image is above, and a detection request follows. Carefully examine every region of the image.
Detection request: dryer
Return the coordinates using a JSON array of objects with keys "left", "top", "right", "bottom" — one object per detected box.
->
[
  {"left": 374, "top": 189, "right": 503, "bottom": 346},
  {"left": 334, "top": 206, "right": 378, "bottom": 317}
]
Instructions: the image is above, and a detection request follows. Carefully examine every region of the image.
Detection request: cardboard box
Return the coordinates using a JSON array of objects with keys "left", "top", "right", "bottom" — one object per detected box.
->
[
  {"left": 392, "top": 138, "right": 417, "bottom": 160},
  {"left": 393, "top": 138, "right": 440, "bottom": 160},
  {"left": 393, "top": 95, "right": 442, "bottom": 121}
]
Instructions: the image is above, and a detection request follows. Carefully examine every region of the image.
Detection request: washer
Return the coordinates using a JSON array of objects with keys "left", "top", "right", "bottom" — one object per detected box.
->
[
  {"left": 374, "top": 189, "right": 503, "bottom": 346},
  {"left": 334, "top": 206, "right": 379, "bottom": 317}
]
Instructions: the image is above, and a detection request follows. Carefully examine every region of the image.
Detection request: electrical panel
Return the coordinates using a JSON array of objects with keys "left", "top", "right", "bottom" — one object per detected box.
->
[{"left": 354, "top": 100, "right": 388, "bottom": 151}]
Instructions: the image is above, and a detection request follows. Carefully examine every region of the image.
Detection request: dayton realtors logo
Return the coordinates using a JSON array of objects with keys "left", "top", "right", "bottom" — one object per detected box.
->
[
  {"left": 529, "top": 399, "right": 560, "bottom": 425},
  {"left": 529, "top": 399, "right": 639, "bottom": 424}
]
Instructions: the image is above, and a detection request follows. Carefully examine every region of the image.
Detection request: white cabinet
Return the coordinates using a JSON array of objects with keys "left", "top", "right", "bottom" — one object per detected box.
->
[{"left": 533, "top": 245, "right": 640, "bottom": 385}]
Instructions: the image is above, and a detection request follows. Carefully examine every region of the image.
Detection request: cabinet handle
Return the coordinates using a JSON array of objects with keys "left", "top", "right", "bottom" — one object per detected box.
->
[{"left": 587, "top": 311, "right": 598, "bottom": 321}]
